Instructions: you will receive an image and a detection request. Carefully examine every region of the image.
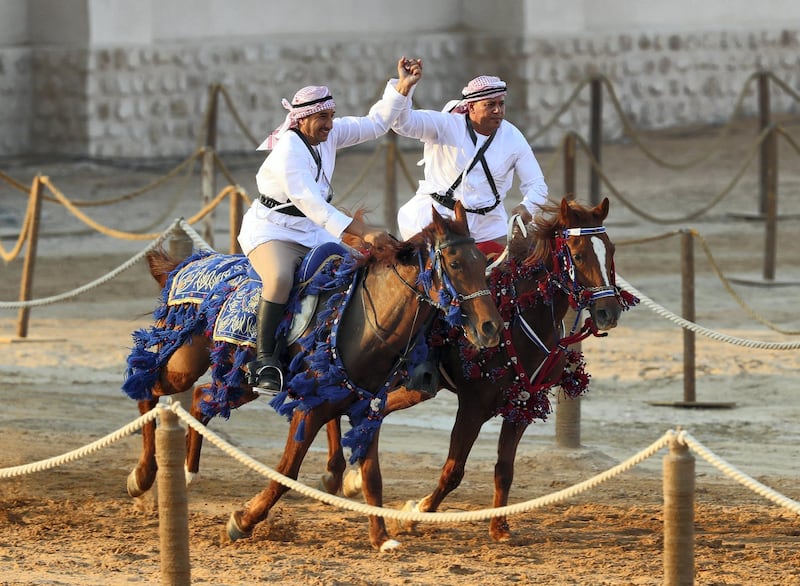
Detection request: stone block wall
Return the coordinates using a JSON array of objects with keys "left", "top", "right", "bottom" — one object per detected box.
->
[
  {"left": 0, "top": 29, "right": 798, "bottom": 159},
  {"left": 0, "top": 47, "right": 33, "bottom": 155}
]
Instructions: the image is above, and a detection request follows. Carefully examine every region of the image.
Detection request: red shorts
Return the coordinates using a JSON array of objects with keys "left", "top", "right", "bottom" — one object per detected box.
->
[{"left": 477, "top": 240, "right": 505, "bottom": 263}]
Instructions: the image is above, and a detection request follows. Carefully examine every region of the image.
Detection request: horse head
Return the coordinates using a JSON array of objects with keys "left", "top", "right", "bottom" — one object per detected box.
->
[
  {"left": 505, "top": 197, "right": 622, "bottom": 332},
  {"left": 554, "top": 197, "right": 622, "bottom": 330},
  {"left": 399, "top": 202, "right": 503, "bottom": 349}
]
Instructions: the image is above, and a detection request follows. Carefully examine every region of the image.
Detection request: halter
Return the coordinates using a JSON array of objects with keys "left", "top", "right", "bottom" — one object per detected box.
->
[
  {"left": 553, "top": 225, "right": 619, "bottom": 310},
  {"left": 388, "top": 235, "right": 492, "bottom": 327},
  {"left": 360, "top": 234, "right": 491, "bottom": 395}
]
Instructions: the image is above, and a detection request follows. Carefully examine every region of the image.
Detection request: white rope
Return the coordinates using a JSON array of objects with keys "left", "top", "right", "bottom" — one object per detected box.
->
[
  {"left": 0, "top": 219, "right": 215, "bottom": 309},
  {"left": 617, "top": 274, "right": 800, "bottom": 350},
  {"left": 676, "top": 430, "right": 800, "bottom": 515},
  {"left": 172, "top": 402, "right": 672, "bottom": 523},
  {"left": 2, "top": 405, "right": 797, "bottom": 521},
  {"left": 0, "top": 407, "right": 161, "bottom": 478},
  {"left": 178, "top": 219, "right": 216, "bottom": 252}
]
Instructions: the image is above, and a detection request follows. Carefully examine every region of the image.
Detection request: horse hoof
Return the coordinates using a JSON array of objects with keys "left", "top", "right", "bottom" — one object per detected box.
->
[
  {"left": 318, "top": 473, "right": 338, "bottom": 495},
  {"left": 127, "top": 470, "right": 144, "bottom": 498},
  {"left": 342, "top": 469, "right": 362, "bottom": 498},
  {"left": 379, "top": 539, "right": 401, "bottom": 552},
  {"left": 226, "top": 512, "right": 252, "bottom": 542}
]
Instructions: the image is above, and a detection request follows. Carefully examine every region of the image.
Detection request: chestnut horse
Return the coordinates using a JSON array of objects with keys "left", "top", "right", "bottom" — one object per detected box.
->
[
  {"left": 331, "top": 197, "right": 638, "bottom": 541},
  {"left": 122, "top": 202, "right": 503, "bottom": 551}
]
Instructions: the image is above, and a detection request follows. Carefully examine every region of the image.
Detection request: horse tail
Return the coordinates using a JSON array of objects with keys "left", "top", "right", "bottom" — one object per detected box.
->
[{"left": 146, "top": 247, "right": 181, "bottom": 289}]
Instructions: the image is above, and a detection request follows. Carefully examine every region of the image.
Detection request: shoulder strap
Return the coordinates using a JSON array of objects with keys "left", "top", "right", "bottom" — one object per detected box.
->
[
  {"left": 444, "top": 118, "right": 499, "bottom": 204},
  {"left": 290, "top": 128, "right": 322, "bottom": 181},
  {"left": 465, "top": 118, "right": 500, "bottom": 199}
]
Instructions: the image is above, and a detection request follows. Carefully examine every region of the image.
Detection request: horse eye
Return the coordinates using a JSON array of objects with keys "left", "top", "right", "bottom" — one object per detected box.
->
[
  {"left": 449, "top": 261, "right": 461, "bottom": 270},
  {"left": 572, "top": 253, "right": 583, "bottom": 263}
]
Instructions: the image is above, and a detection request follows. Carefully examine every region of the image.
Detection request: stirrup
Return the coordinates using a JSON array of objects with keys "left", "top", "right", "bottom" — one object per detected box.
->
[{"left": 246, "top": 358, "right": 284, "bottom": 394}]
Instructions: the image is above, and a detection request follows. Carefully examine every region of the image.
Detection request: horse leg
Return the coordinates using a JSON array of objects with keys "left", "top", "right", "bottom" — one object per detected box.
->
[
  {"left": 319, "top": 417, "right": 345, "bottom": 495},
  {"left": 341, "top": 386, "right": 432, "bottom": 498},
  {"left": 489, "top": 419, "right": 528, "bottom": 541},
  {"left": 185, "top": 384, "right": 259, "bottom": 486},
  {"left": 127, "top": 398, "right": 159, "bottom": 497},
  {"left": 128, "top": 333, "right": 210, "bottom": 497},
  {"left": 406, "top": 404, "right": 486, "bottom": 519},
  {"left": 227, "top": 401, "right": 339, "bottom": 541},
  {"left": 359, "top": 427, "right": 400, "bottom": 551}
]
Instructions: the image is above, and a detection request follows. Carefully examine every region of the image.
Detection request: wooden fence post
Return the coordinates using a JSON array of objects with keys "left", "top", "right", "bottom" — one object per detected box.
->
[
  {"left": 588, "top": 77, "right": 603, "bottom": 207},
  {"left": 762, "top": 125, "right": 778, "bottom": 281},
  {"left": 201, "top": 84, "right": 219, "bottom": 248},
  {"left": 156, "top": 406, "right": 191, "bottom": 586},
  {"left": 563, "top": 132, "right": 577, "bottom": 198},
  {"left": 555, "top": 192, "right": 582, "bottom": 449},
  {"left": 681, "top": 230, "right": 696, "bottom": 404},
  {"left": 15, "top": 176, "right": 44, "bottom": 339},
  {"left": 663, "top": 435, "right": 694, "bottom": 586},
  {"left": 757, "top": 71, "right": 771, "bottom": 217},
  {"left": 230, "top": 189, "right": 243, "bottom": 254}
]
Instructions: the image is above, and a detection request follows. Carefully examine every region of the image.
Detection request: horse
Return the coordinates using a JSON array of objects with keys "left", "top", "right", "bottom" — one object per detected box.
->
[
  {"left": 329, "top": 197, "right": 638, "bottom": 541},
  {"left": 121, "top": 201, "right": 504, "bottom": 551}
]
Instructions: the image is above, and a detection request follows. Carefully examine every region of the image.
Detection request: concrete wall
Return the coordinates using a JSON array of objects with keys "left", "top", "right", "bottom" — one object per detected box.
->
[{"left": 1, "top": 0, "right": 799, "bottom": 158}]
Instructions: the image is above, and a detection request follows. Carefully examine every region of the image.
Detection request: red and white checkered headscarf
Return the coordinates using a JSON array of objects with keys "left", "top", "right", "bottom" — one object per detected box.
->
[
  {"left": 443, "top": 75, "right": 507, "bottom": 114},
  {"left": 257, "top": 86, "right": 336, "bottom": 151}
]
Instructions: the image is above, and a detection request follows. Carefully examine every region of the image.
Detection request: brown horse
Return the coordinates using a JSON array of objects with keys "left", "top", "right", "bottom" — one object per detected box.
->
[
  {"left": 122, "top": 202, "right": 503, "bottom": 551},
  {"left": 330, "top": 197, "right": 637, "bottom": 541}
]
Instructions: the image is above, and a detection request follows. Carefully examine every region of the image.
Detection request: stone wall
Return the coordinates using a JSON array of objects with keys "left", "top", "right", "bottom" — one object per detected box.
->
[
  {"left": 1, "top": 29, "right": 798, "bottom": 158},
  {"left": 0, "top": 47, "right": 33, "bottom": 155}
]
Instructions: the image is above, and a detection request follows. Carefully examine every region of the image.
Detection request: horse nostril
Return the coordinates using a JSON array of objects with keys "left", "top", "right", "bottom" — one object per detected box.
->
[
  {"left": 481, "top": 320, "right": 500, "bottom": 341},
  {"left": 595, "top": 308, "right": 619, "bottom": 329}
]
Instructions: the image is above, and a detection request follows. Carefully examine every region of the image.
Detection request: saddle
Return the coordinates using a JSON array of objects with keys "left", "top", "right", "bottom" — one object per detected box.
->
[{"left": 166, "top": 242, "right": 349, "bottom": 348}]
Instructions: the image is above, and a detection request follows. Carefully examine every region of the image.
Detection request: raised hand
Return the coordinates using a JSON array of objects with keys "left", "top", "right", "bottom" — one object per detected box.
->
[{"left": 396, "top": 57, "right": 423, "bottom": 95}]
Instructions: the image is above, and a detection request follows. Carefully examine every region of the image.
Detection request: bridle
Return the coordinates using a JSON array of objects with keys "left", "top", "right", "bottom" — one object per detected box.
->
[
  {"left": 390, "top": 235, "right": 491, "bottom": 320},
  {"left": 361, "top": 234, "right": 491, "bottom": 352},
  {"left": 490, "top": 220, "right": 621, "bottom": 354},
  {"left": 554, "top": 226, "right": 619, "bottom": 308}
]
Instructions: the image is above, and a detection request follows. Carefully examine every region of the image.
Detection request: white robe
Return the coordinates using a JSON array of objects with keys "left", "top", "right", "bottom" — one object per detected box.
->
[
  {"left": 394, "top": 110, "right": 548, "bottom": 242},
  {"left": 238, "top": 81, "right": 411, "bottom": 255}
]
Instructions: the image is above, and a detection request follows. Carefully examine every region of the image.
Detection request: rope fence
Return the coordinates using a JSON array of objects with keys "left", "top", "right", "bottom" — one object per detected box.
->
[{"left": 1, "top": 399, "right": 797, "bottom": 584}]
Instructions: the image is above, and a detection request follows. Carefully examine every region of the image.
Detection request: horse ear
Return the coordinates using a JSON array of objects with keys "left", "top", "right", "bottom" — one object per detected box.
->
[
  {"left": 453, "top": 200, "right": 468, "bottom": 231},
  {"left": 508, "top": 220, "right": 529, "bottom": 259},
  {"left": 559, "top": 197, "right": 571, "bottom": 223},
  {"left": 597, "top": 197, "right": 610, "bottom": 221},
  {"left": 430, "top": 204, "right": 446, "bottom": 236}
]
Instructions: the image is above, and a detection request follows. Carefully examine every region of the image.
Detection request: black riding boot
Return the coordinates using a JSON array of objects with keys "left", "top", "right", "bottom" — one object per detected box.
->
[{"left": 246, "top": 299, "right": 286, "bottom": 394}]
